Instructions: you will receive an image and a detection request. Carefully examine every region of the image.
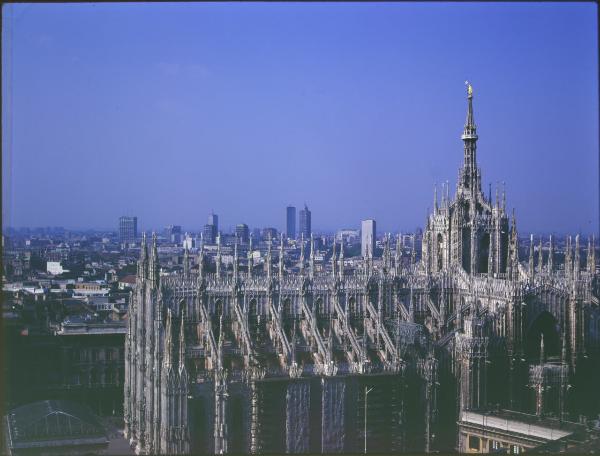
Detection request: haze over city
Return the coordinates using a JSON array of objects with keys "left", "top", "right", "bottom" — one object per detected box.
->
[{"left": 2, "top": 2, "right": 598, "bottom": 234}]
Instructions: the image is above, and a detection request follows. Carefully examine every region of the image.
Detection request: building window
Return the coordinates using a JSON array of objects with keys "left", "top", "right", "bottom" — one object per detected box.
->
[
  {"left": 90, "top": 368, "right": 100, "bottom": 385},
  {"left": 491, "top": 440, "right": 501, "bottom": 451},
  {"left": 469, "top": 435, "right": 480, "bottom": 451},
  {"left": 106, "top": 349, "right": 114, "bottom": 361},
  {"left": 510, "top": 445, "right": 521, "bottom": 454}
]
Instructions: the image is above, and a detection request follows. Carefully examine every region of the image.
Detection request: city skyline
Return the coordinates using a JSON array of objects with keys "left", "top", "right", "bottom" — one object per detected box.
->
[{"left": 2, "top": 3, "right": 598, "bottom": 235}]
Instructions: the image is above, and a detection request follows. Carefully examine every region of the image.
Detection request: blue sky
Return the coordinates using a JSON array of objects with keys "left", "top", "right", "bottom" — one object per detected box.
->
[{"left": 2, "top": 2, "right": 598, "bottom": 235}]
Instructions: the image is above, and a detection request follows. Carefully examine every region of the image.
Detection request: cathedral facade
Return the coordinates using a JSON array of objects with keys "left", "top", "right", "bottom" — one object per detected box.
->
[{"left": 124, "top": 87, "right": 599, "bottom": 454}]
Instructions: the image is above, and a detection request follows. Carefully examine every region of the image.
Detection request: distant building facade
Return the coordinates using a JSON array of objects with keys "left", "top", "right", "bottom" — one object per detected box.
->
[
  {"left": 336, "top": 229, "right": 360, "bottom": 243},
  {"left": 203, "top": 224, "right": 217, "bottom": 244},
  {"left": 165, "top": 225, "right": 182, "bottom": 244},
  {"left": 46, "top": 261, "right": 68, "bottom": 275},
  {"left": 119, "top": 216, "right": 138, "bottom": 246},
  {"left": 236, "top": 224, "right": 250, "bottom": 244},
  {"left": 361, "top": 219, "right": 376, "bottom": 258},
  {"left": 262, "top": 227, "right": 278, "bottom": 242},
  {"left": 286, "top": 206, "right": 296, "bottom": 239}
]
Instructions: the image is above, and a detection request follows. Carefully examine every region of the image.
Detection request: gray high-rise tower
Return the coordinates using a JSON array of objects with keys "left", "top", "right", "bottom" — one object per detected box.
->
[
  {"left": 119, "top": 216, "right": 138, "bottom": 246},
  {"left": 299, "top": 204, "right": 311, "bottom": 239},
  {"left": 208, "top": 212, "right": 219, "bottom": 232},
  {"left": 286, "top": 206, "right": 296, "bottom": 239}
]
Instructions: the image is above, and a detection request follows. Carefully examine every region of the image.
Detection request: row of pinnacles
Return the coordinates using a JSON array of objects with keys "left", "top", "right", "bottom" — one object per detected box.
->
[
  {"left": 179, "top": 229, "right": 419, "bottom": 282},
  {"left": 526, "top": 234, "right": 596, "bottom": 279}
]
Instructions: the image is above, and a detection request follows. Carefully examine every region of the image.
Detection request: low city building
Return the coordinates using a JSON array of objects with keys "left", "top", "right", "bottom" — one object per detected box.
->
[
  {"left": 457, "top": 410, "right": 586, "bottom": 454},
  {"left": 118, "top": 275, "right": 136, "bottom": 290},
  {"left": 5, "top": 400, "right": 109, "bottom": 456},
  {"left": 46, "top": 261, "right": 68, "bottom": 276}
]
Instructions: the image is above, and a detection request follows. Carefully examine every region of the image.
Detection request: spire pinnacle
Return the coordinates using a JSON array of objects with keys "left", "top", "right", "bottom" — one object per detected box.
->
[
  {"left": 198, "top": 239, "right": 205, "bottom": 281},
  {"left": 538, "top": 237, "right": 544, "bottom": 274},
  {"left": 165, "top": 307, "right": 173, "bottom": 367},
  {"left": 529, "top": 234, "right": 535, "bottom": 279},
  {"left": 183, "top": 243, "right": 190, "bottom": 278},
  {"left": 331, "top": 240, "right": 337, "bottom": 279},
  {"left": 548, "top": 235, "right": 554, "bottom": 273},
  {"left": 338, "top": 236, "right": 344, "bottom": 281},
  {"left": 495, "top": 183, "right": 499, "bottom": 210},
  {"left": 149, "top": 232, "right": 160, "bottom": 284},
  {"left": 179, "top": 306, "right": 186, "bottom": 372},
  {"left": 565, "top": 236, "right": 573, "bottom": 279},
  {"left": 266, "top": 233, "right": 272, "bottom": 280},
  {"left": 216, "top": 233, "right": 222, "bottom": 279},
  {"left": 138, "top": 231, "right": 148, "bottom": 280},
  {"left": 590, "top": 235, "right": 596, "bottom": 274},
  {"left": 248, "top": 234, "right": 254, "bottom": 278},
  {"left": 309, "top": 234, "right": 315, "bottom": 279},
  {"left": 395, "top": 233, "right": 403, "bottom": 274},
  {"left": 462, "top": 81, "right": 477, "bottom": 136},
  {"left": 460, "top": 81, "right": 479, "bottom": 195},
  {"left": 233, "top": 235, "right": 239, "bottom": 281},
  {"left": 299, "top": 233, "right": 305, "bottom": 276},
  {"left": 279, "top": 234, "right": 284, "bottom": 278},
  {"left": 574, "top": 234, "right": 581, "bottom": 277}
]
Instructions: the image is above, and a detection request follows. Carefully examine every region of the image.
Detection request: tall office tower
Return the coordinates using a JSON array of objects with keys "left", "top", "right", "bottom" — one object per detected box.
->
[
  {"left": 119, "top": 216, "right": 138, "bottom": 246},
  {"left": 165, "top": 225, "right": 182, "bottom": 244},
  {"left": 286, "top": 206, "right": 296, "bottom": 239},
  {"left": 299, "top": 204, "right": 311, "bottom": 239},
  {"left": 208, "top": 212, "right": 219, "bottom": 233},
  {"left": 203, "top": 223, "right": 216, "bottom": 244},
  {"left": 236, "top": 224, "right": 250, "bottom": 244},
  {"left": 361, "top": 219, "right": 376, "bottom": 258}
]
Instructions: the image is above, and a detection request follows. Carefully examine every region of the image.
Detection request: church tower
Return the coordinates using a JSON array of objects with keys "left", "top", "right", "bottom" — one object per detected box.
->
[{"left": 422, "top": 83, "right": 509, "bottom": 275}]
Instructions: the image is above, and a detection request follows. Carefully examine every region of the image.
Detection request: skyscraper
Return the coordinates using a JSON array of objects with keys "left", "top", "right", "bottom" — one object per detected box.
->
[
  {"left": 286, "top": 206, "right": 296, "bottom": 239},
  {"left": 203, "top": 224, "right": 216, "bottom": 244},
  {"left": 236, "top": 224, "right": 249, "bottom": 244},
  {"left": 208, "top": 212, "right": 219, "bottom": 233},
  {"left": 299, "top": 204, "right": 311, "bottom": 239},
  {"left": 361, "top": 219, "right": 376, "bottom": 258},
  {"left": 119, "top": 216, "right": 137, "bottom": 246}
]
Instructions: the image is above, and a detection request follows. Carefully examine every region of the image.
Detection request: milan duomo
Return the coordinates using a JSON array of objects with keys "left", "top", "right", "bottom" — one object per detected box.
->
[{"left": 124, "top": 87, "right": 600, "bottom": 454}]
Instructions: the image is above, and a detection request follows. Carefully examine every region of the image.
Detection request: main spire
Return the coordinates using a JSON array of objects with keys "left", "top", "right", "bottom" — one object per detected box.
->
[
  {"left": 459, "top": 81, "right": 480, "bottom": 196},
  {"left": 462, "top": 81, "right": 477, "bottom": 139}
]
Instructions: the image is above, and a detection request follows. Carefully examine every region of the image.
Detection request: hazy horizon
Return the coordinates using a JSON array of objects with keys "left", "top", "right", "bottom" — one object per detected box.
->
[{"left": 2, "top": 3, "right": 598, "bottom": 235}]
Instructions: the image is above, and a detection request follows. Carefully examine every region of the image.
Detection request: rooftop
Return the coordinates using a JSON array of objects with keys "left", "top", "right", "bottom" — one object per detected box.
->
[
  {"left": 6, "top": 400, "right": 108, "bottom": 450},
  {"left": 460, "top": 410, "right": 585, "bottom": 442}
]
